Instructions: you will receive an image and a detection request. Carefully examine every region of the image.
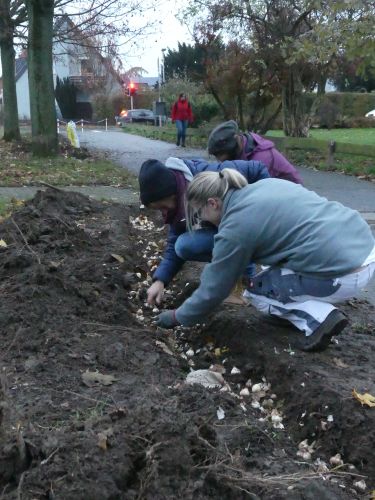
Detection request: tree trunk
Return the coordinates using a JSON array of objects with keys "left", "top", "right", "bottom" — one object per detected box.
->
[
  {"left": 316, "top": 74, "right": 327, "bottom": 97},
  {"left": 281, "top": 68, "right": 309, "bottom": 137},
  {"left": 25, "top": 0, "right": 57, "bottom": 156},
  {"left": 237, "top": 92, "right": 244, "bottom": 130},
  {"left": 207, "top": 84, "right": 231, "bottom": 120},
  {"left": 258, "top": 101, "right": 282, "bottom": 135},
  {"left": 0, "top": 0, "right": 21, "bottom": 141}
]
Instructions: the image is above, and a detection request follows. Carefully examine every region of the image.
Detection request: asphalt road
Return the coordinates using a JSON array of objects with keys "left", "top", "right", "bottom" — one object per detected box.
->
[
  {"left": 79, "top": 127, "right": 375, "bottom": 210},
  {"left": 78, "top": 127, "right": 375, "bottom": 304}
]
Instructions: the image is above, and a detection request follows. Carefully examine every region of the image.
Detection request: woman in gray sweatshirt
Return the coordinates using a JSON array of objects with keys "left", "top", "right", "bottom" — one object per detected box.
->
[{"left": 156, "top": 169, "right": 375, "bottom": 352}]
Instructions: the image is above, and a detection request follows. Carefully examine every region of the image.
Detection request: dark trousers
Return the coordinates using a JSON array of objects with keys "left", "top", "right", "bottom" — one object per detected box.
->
[{"left": 175, "top": 120, "right": 188, "bottom": 146}]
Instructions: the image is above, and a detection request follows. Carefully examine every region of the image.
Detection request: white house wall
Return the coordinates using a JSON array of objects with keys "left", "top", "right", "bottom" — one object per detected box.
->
[
  {"left": 15, "top": 17, "right": 123, "bottom": 119},
  {"left": 53, "top": 41, "right": 70, "bottom": 79},
  {"left": 16, "top": 70, "right": 31, "bottom": 120}
]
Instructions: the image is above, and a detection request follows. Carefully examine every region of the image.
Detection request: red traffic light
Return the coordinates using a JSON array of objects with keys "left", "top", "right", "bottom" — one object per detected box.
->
[{"left": 128, "top": 82, "right": 137, "bottom": 96}]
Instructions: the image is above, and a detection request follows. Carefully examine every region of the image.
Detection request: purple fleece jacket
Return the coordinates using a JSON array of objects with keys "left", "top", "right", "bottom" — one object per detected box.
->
[{"left": 240, "top": 132, "right": 303, "bottom": 184}]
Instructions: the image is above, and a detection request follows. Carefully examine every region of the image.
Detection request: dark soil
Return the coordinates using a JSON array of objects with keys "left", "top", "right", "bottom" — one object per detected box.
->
[{"left": 0, "top": 188, "right": 374, "bottom": 499}]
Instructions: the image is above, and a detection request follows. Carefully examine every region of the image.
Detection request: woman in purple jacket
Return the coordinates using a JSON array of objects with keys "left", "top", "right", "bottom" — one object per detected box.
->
[
  {"left": 208, "top": 120, "right": 302, "bottom": 184},
  {"left": 138, "top": 157, "right": 269, "bottom": 305}
]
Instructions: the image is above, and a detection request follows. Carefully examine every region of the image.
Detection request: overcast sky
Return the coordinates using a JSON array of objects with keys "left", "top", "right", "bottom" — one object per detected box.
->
[
  {"left": 121, "top": 0, "right": 193, "bottom": 76},
  {"left": 0, "top": 2, "right": 192, "bottom": 78}
]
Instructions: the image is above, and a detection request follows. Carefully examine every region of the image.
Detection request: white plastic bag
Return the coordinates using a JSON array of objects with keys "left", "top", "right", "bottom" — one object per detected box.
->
[{"left": 66, "top": 120, "right": 80, "bottom": 148}]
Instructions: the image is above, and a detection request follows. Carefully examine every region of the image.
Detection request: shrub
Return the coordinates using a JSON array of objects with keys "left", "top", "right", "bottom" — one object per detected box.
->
[
  {"left": 160, "top": 77, "right": 219, "bottom": 127},
  {"left": 91, "top": 94, "right": 114, "bottom": 123},
  {"left": 310, "top": 92, "right": 375, "bottom": 119},
  {"left": 340, "top": 116, "right": 375, "bottom": 128},
  {"left": 190, "top": 98, "right": 219, "bottom": 127},
  {"left": 316, "top": 99, "right": 341, "bottom": 129}
]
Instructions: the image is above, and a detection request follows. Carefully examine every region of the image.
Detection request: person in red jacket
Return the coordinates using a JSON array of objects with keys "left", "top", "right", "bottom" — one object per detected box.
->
[{"left": 171, "top": 93, "right": 193, "bottom": 147}]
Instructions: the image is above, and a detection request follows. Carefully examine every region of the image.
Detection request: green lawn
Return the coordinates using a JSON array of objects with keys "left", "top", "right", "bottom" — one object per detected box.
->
[
  {"left": 125, "top": 123, "right": 375, "bottom": 147},
  {"left": 266, "top": 128, "right": 375, "bottom": 145}
]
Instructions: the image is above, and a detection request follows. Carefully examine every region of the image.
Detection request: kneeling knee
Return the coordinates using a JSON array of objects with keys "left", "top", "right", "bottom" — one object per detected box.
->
[{"left": 175, "top": 236, "right": 189, "bottom": 260}]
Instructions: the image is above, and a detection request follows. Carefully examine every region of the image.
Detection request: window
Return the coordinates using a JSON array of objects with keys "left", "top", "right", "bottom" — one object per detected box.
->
[{"left": 80, "top": 59, "right": 93, "bottom": 75}]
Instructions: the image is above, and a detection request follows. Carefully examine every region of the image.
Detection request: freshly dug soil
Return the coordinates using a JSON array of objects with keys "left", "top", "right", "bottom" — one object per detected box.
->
[{"left": 0, "top": 189, "right": 374, "bottom": 499}]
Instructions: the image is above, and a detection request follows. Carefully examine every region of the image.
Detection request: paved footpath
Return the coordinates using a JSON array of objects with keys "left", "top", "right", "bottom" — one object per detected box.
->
[{"left": 0, "top": 127, "right": 374, "bottom": 304}]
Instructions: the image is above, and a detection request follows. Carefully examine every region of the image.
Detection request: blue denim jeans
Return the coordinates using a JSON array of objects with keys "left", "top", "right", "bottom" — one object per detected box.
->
[
  {"left": 175, "top": 228, "right": 256, "bottom": 278},
  {"left": 175, "top": 120, "right": 188, "bottom": 145}
]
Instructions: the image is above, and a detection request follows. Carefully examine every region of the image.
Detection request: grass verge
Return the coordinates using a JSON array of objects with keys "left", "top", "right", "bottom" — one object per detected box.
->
[
  {"left": 121, "top": 124, "right": 375, "bottom": 179},
  {"left": 0, "top": 198, "right": 25, "bottom": 218},
  {"left": 120, "top": 123, "right": 208, "bottom": 148},
  {"left": 0, "top": 138, "right": 138, "bottom": 188},
  {"left": 266, "top": 128, "right": 375, "bottom": 146},
  {"left": 287, "top": 149, "right": 375, "bottom": 178}
]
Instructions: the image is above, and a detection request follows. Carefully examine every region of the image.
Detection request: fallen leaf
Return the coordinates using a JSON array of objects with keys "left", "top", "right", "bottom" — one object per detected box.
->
[
  {"left": 48, "top": 260, "right": 61, "bottom": 270},
  {"left": 82, "top": 370, "right": 117, "bottom": 387},
  {"left": 109, "top": 407, "right": 127, "bottom": 420},
  {"left": 97, "top": 428, "right": 114, "bottom": 450},
  {"left": 352, "top": 389, "right": 375, "bottom": 407},
  {"left": 0, "top": 239, "right": 7, "bottom": 248},
  {"left": 332, "top": 357, "right": 349, "bottom": 369},
  {"left": 155, "top": 340, "right": 174, "bottom": 356},
  {"left": 214, "top": 346, "right": 229, "bottom": 357},
  {"left": 13, "top": 199, "right": 24, "bottom": 207},
  {"left": 98, "top": 433, "right": 108, "bottom": 450},
  {"left": 110, "top": 253, "right": 124, "bottom": 263}
]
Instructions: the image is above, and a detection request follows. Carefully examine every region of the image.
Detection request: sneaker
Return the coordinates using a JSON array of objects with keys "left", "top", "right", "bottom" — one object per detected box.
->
[{"left": 300, "top": 310, "right": 348, "bottom": 352}]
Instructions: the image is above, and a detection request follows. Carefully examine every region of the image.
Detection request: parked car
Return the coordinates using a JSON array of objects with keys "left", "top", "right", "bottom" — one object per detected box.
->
[
  {"left": 365, "top": 109, "right": 375, "bottom": 118},
  {"left": 116, "top": 109, "right": 155, "bottom": 125}
]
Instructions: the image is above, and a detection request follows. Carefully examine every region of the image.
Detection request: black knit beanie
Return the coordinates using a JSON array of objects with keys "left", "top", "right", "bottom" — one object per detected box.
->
[{"left": 139, "top": 159, "right": 177, "bottom": 205}]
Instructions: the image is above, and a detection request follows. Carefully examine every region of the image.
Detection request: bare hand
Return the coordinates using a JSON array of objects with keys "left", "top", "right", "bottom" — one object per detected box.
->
[{"left": 147, "top": 280, "right": 165, "bottom": 305}]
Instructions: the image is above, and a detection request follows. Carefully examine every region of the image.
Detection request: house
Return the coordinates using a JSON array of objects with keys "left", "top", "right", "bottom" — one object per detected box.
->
[
  {"left": 120, "top": 75, "right": 160, "bottom": 94},
  {"left": 13, "top": 15, "right": 123, "bottom": 120}
]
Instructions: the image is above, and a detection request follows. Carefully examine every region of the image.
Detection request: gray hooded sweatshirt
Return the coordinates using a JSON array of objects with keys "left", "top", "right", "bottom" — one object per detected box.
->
[{"left": 175, "top": 178, "right": 374, "bottom": 326}]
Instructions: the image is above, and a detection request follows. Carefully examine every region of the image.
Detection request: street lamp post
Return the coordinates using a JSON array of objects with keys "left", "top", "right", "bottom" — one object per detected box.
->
[
  {"left": 161, "top": 48, "right": 166, "bottom": 84},
  {"left": 157, "top": 57, "right": 162, "bottom": 127}
]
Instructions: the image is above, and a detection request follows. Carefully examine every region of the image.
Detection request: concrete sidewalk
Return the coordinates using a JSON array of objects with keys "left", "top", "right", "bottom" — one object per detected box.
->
[{"left": 0, "top": 184, "right": 374, "bottom": 226}]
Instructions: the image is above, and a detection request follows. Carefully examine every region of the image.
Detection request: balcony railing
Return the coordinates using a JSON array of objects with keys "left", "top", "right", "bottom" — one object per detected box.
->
[{"left": 68, "top": 75, "right": 106, "bottom": 88}]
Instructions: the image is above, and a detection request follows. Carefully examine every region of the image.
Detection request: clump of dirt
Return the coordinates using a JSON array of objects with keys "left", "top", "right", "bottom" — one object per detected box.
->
[{"left": 0, "top": 188, "right": 373, "bottom": 499}]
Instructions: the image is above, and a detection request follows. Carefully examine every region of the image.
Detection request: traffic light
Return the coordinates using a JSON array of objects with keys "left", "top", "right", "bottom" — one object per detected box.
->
[{"left": 128, "top": 82, "right": 137, "bottom": 96}]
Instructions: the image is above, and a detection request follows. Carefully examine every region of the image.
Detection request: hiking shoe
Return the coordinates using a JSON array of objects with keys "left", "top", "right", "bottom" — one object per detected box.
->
[{"left": 300, "top": 310, "right": 348, "bottom": 352}]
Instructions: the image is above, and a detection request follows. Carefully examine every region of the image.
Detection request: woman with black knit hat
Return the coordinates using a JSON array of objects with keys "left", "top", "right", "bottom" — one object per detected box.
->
[{"left": 138, "top": 156, "right": 270, "bottom": 306}]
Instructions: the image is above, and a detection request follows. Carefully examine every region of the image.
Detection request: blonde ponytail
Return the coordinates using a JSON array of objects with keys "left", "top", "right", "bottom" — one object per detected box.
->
[{"left": 186, "top": 168, "right": 247, "bottom": 231}]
